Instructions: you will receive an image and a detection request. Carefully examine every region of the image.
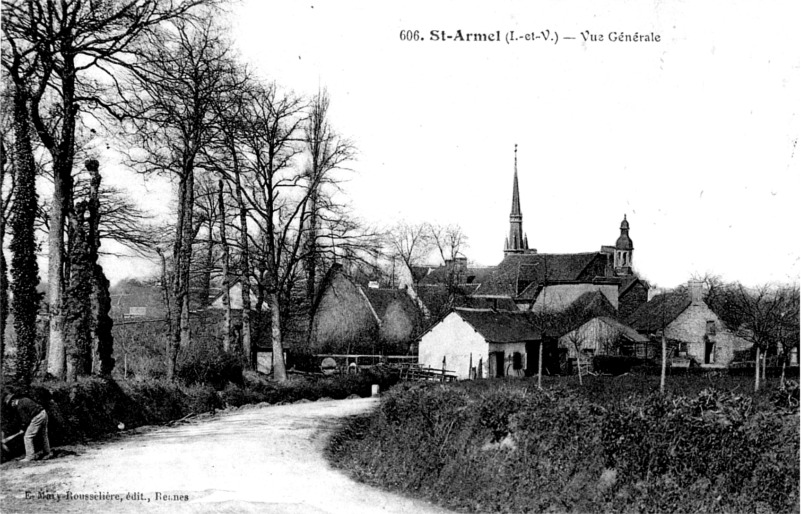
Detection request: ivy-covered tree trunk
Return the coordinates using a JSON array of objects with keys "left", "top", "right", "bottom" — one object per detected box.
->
[
  {"left": 64, "top": 206, "right": 93, "bottom": 382},
  {"left": 85, "top": 160, "right": 115, "bottom": 375},
  {"left": 0, "top": 139, "right": 10, "bottom": 383},
  {"left": 9, "top": 90, "right": 41, "bottom": 385}
]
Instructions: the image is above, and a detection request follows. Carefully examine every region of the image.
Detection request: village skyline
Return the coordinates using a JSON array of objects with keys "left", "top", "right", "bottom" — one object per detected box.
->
[{"left": 84, "top": 0, "right": 799, "bottom": 290}]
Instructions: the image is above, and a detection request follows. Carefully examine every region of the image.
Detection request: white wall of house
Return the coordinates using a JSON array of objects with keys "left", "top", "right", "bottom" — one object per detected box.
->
[
  {"left": 665, "top": 303, "right": 752, "bottom": 367},
  {"left": 209, "top": 282, "right": 266, "bottom": 310},
  {"left": 418, "top": 313, "right": 490, "bottom": 379},
  {"left": 531, "top": 283, "right": 619, "bottom": 312},
  {"left": 488, "top": 341, "right": 528, "bottom": 378}
]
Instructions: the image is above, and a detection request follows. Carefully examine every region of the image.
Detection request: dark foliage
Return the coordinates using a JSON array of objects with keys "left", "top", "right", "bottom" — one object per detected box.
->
[
  {"left": 176, "top": 338, "right": 244, "bottom": 389},
  {"left": 328, "top": 377, "right": 800, "bottom": 513},
  {"left": 592, "top": 355, "right": 647, "bottom": 375}
]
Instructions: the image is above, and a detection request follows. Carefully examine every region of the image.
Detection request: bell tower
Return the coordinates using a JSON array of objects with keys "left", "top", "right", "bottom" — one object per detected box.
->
[{"left": 614, "top": 214, "right": 634, "bottom": 275}]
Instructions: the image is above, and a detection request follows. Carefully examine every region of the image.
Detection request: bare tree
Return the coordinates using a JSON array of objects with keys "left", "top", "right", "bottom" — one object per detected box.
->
[
  {"left": 775, "top": 284, "right": 800, "bottom": 385},
  {"left": 429, "top": 223, "right": 468, "bottom": 263},
  {"left": 302, "top": 89, "right": 356, "bottom": 307},
  {"left": 566, "top": 330, "right": 587, "bottom": 385},
  {"left": 1, "top": 0, "right": 218, "bottom": 380},
  {"left": 707, "top": 281, "right": 790, "bottom": 391},
  {"left": 123, "top": 17, "right": 240, "bottom": 379},
  {"left": 386, "top": 221, "right": 435, "bottom": 287}
]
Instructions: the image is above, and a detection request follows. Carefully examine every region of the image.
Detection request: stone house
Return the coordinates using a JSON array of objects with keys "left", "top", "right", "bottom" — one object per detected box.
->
[
  {"left": 417, "top": 308, "right": 544, "bottom": 380},
  {"left": 626, "top": 281, "right": 752, "bottom": 367}
]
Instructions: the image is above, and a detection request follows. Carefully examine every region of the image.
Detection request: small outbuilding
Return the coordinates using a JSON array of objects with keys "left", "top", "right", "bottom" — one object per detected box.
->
[
  {"left": 559, "top": 316, "right": 650, "bottom": 366},
  {"left": 418, "top": 308, "right": 542, "bottom": 380}
]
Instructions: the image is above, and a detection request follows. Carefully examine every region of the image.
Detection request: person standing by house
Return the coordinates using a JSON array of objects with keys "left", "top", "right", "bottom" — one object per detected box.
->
[{"left": 2, "top": 393, "right": 52, "bottom": 462}]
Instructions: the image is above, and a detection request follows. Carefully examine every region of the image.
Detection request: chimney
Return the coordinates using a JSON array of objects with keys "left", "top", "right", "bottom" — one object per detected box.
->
[{"left": 689, "top": 280, "right": 703, "bottom": 305}]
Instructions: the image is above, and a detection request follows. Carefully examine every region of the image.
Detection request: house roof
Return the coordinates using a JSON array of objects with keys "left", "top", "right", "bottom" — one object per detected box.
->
[
  {"left": 360, "top": 287, "right": 419, "bottom": 320},
  {"left": 419, "top": 265, "right": 496, "bottom": 287},
  {"left": 454, "top": 296, "right": 519, "bottom": 311},
  {"left": 569, "top": 290, "right": 617, "bottom": 319},
  {"left": 619, "top": 275, "right": 648, "bottom": 296},
  {"left": 626, "top": 291, "right": 692, "bottom": 332},
  {"left": 476, "top": 253, "right": 604, "bottom": 297},
  {"left": 454, "top": 308, "right": 541, "bottom": 343},
  {"left": 596, "top": 317, "right": 650, "bottom": 342},
  {"left": 545, "top": 290, "right": 619, "bottom": 335}
]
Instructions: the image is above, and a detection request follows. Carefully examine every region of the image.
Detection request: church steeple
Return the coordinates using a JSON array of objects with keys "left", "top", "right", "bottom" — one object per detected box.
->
[{"left": 504, "top": 144, "right": 531, "bottom": 254}]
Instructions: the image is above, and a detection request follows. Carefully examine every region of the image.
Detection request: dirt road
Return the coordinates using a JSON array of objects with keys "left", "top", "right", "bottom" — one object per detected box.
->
[{"left": 0, "top": 397, "right": 452, "bottom": 514}]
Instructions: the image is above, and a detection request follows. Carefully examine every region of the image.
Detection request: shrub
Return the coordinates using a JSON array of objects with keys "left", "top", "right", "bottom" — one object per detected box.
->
[
  {"left": 329, "top": 378, "right": 800, "bottom": 513},
  {"left": 592, "top": 355, "right": 646, "bottom": 375},
  {"left": 176, "top": 338, "right": 243, "bottom": 389}
]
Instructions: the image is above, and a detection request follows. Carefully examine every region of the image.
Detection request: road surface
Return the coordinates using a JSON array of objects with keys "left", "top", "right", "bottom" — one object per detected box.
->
[{"left": 0, "top": 397, "right": 452, "bottom": 514}]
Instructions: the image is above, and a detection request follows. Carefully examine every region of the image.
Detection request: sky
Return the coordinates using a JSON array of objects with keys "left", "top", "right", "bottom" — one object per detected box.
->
[{"left": 98, "top": 0, "right": 799, "bottom": 289}]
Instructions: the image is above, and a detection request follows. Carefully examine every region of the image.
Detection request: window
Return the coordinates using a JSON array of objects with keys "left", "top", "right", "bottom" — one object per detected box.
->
[{"left": 706, "top": 320, "right": 716, "bottom": 336}]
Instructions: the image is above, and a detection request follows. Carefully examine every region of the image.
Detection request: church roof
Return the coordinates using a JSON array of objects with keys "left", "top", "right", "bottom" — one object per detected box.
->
[
  {"left": 476, "top": 252, "right": 605, "bottom": 297},
  {"left": 419, "top": 265, "right": 496, "bottom": 287}
]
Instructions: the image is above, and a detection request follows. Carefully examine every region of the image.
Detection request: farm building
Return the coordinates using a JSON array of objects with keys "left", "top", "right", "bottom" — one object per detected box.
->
[
  {"left": 309, "top": 264, "right": 424, "bottom": 354},
  {"left": 558, "top": 316, "right": 650, "bottom": 369},
  {"left": 626, "top": 281, "right": 752, "bottom": 367},
  {"left": 418, "top": 308, "right": 545, "bottom": 380}
]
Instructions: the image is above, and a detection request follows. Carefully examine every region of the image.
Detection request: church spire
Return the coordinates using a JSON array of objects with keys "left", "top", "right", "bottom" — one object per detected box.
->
[
  {"left": 504, "top": 144, "right": 531, "bottom": 254},
  {"left": 511, "top": 144, "right": 521, "bottom": 216}
]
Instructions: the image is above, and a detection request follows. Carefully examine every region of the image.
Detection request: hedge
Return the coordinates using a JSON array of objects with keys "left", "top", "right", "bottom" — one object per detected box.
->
[{"left": 328, "top": 379, "right": 800, "bottom": 513}]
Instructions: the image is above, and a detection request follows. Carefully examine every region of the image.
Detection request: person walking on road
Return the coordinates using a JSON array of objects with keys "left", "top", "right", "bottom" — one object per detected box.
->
[{"left": 2, "top": 393, "right": 52, "bottom": 462}]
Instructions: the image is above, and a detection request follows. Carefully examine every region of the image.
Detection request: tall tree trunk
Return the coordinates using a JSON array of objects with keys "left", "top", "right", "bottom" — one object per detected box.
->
[
  {"left": 64, "top": 207, "right": 93, "bottom": 382},
  {"left": 754, "top": 345, "right": 761, "bottom": 392},
  {"left": 168, "top": 167, "right": 195, "bottom": 380},
  {"left": 232, "top": 173, "right": 252, "bottom": 368},
  {"left": 157, "top": 248, "right": 177, "bottom": 380},
  {"left": 537, "top": 341, "right": 543, "bottom": 390},
  {"left": 0, "top": 218, "right": 7, "bottom": 382},
  {"left": 200, "top": 216, "right": 214, "bottom": 308},
  {"left": 660, "top": 332, "right": 667, "bottom": 393},
  {"left": 9, "top": 89, "right": 41, "bottom": 385},
  {"left": 85, "top": 160, "right": 114, "bottom": 375},
  {"left": 304, "top": 191, "right": 318, "bottom": 317},
  {"left": 0, "top": 141, "right": 8, "bottom": 385},
  {"left": 268, "top": 291, "right": 287, "bottom": 380},
  {"left": 218, "top": 180, "right": 231, "bottom": 353},
  {"left": 45, "top": 62, "right": 78, "bottom": 381}
]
